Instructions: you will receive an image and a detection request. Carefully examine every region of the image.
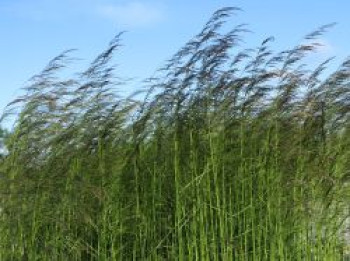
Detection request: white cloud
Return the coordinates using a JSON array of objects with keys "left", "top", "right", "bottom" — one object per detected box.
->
[{"left": 97, "top": 2, "right": 164, "bottom": 28}]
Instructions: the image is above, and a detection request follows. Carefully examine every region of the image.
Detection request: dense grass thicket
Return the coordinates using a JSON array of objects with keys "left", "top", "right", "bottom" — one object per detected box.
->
[{"left": 0, "top": 7, "right": 349, "bottom": 260}]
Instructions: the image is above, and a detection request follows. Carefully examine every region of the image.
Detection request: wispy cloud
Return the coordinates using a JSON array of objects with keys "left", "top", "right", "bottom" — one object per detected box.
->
[
  {"left": 314, "top": 39, "right": 335, "bottom": 55},
  {"left": 1, "top": 0, "right": 165, "bottom": 27},
  {"left": 97, "top": 2, "right": 165, "bottom": 28}
]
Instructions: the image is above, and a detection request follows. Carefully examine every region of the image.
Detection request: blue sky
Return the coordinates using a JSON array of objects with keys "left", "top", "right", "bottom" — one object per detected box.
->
[{"left": 1, "top": 0, "right": 350, "bottom": 128}]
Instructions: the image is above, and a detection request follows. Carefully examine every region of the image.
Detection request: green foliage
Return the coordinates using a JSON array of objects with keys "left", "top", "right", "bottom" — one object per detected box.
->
[
  {"left": 0, "top": 7, "right": 349, "bottom": 260},
  {"left": 0, "top": 126, "right": 9, "bottom": 157},
  {"left": 0, "top": 128, "right": 6, "bottom": 138}
]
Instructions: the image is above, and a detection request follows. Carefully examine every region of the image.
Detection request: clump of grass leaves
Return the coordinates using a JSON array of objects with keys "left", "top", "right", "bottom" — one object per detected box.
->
[{"left": 0, "top": 7, "right": 350, "bottom": 260}]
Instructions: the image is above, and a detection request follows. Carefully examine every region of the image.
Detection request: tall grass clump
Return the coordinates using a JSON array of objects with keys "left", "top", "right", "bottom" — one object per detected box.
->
[{"left": 0, "top": 7, "right": 349, "bottom": 260}]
